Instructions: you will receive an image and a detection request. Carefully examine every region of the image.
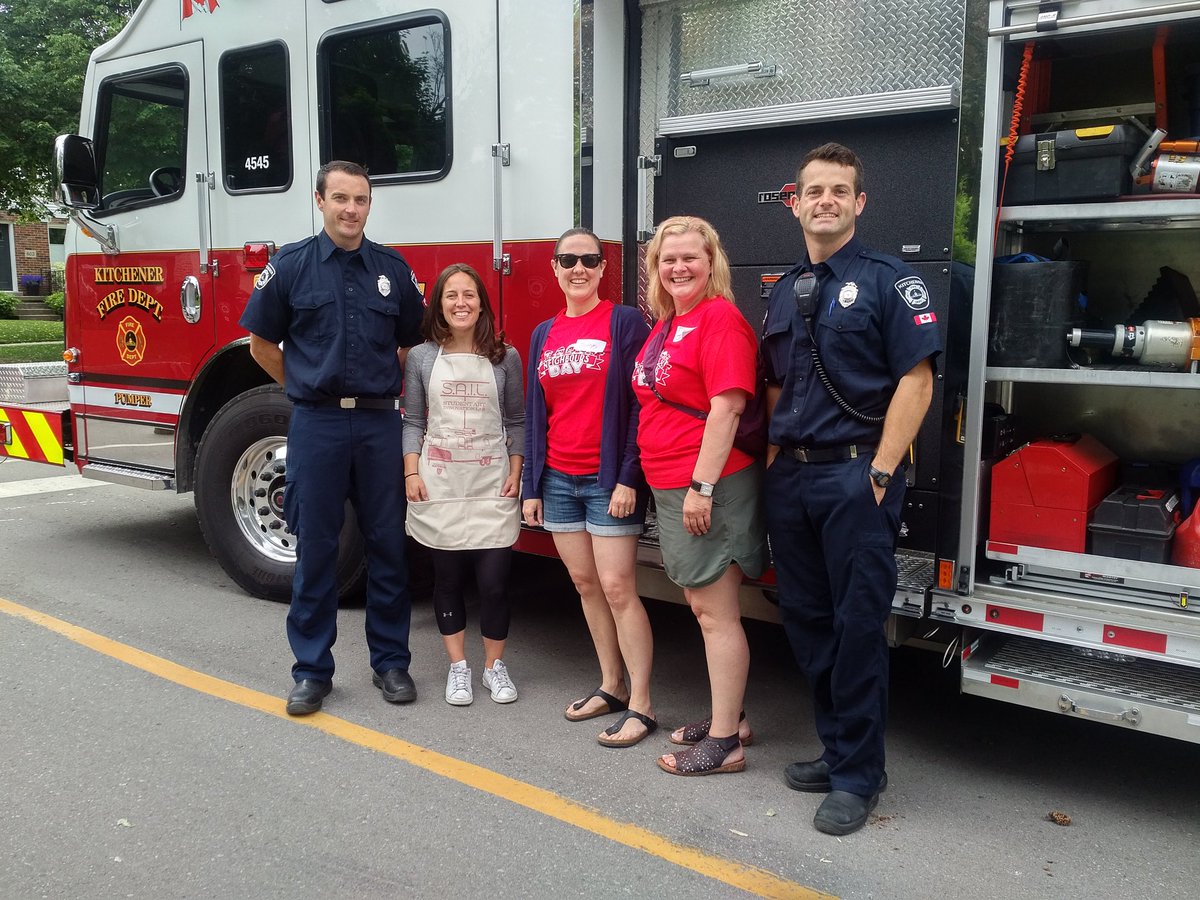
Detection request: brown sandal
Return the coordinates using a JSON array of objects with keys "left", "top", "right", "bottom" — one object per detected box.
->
[
  {"left": 668, "top": 711, "right": 753, "bottom": 747},
  {"left": 657, "top": 734, "right": 745, "bottom": 776}
]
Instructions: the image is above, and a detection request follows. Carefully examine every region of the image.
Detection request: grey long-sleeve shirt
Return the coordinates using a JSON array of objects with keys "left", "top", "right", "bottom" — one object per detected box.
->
[{"left": 402, "top": 341, "right": 525, "bottom": 457}]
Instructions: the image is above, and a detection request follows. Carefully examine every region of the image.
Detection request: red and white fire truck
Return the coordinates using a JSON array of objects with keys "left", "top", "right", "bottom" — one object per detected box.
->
[{"left": 4, "top": 0, "right": 1200, "bottom": 743}]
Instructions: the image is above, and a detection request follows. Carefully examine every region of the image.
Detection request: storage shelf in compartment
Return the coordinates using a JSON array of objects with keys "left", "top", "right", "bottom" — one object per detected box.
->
[
  {"left": 999, "top": 197, "right": 1200, "bottom": 231},
  {"left": 985, "top": 540, "right": 1200, "bottom": 594},
  {"left": 986, "top": 366, "right": 1200, "bottom": 388}
]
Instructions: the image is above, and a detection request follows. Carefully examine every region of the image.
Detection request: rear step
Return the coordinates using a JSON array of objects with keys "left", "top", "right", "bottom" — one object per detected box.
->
[
  {"left": 962, "top": 634, "right": 1200, "bottom": 742},
  {"left": 82, "top": 462, "right": 174, "bottom": 490}
]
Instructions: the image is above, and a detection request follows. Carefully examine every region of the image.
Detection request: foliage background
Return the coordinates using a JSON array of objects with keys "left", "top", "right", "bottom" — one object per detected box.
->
[{"left": 0, "top": 0, "right": 137, "bottom": 217}]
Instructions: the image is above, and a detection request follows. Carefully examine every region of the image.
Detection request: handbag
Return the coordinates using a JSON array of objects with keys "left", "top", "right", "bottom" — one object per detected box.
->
[{"left": 642, "top": 313, "right": 767, "bottom": 457}]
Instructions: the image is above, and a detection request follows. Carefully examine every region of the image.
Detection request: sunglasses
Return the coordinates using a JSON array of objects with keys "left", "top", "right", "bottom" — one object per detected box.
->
[{"left": 553, "top": 252, "right": 603, "bottom": 269}]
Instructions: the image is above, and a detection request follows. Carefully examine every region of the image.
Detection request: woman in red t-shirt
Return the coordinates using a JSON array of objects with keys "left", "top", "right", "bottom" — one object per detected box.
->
[
  {"left": 633, "top": 216, "right": 767, "bottom": 776},
  {"left": 522, "top": 227, "right": 657, "bottom": 748}
]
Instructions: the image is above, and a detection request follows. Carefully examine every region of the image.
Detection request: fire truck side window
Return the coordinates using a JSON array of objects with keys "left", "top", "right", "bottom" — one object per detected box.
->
[
  {"left": 95, "top": 68, "right": 187, "bottom": 211},
  {"left": 319, "top": 16, "right": 449, "bottom": 181},
  {"left": 220, "top": 43, "right": 292, "bottom": 192}
]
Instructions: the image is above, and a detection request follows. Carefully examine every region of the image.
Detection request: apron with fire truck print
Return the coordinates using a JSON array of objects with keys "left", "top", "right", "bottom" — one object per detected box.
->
[{"left": 405, "top": 348, "right": 520, "bottom": 550}]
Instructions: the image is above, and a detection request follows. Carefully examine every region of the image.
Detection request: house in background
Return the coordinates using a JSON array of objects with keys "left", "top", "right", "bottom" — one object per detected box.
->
[{"left": 0, "top": 213, "right": 57, "bottom": 295}]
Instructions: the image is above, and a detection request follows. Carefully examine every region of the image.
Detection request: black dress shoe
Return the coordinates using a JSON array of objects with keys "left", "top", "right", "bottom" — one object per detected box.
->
[
  {"left": 373, "top": 668, "right": 416, "bottom": 703},
  {"left": 286, "top": 679, "right": 331, "bottom": 716},
  {"left": 784, "top": 758, "right": 832, "bottom": 793},
  {"left": 813, "top": 789, "right": 882, "bottom": 836}
]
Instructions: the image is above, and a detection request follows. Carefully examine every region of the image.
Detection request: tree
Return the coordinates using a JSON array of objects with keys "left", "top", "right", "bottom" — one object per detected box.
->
[{"left": 0, "top": 0, "right": 136, "bottom": 218}]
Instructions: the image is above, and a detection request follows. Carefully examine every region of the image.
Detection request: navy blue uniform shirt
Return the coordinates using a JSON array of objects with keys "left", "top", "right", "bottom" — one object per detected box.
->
[
  {"left": 763, "top": 236, "right": 942, "bottom": 448},
  {"left": 239, "top": 230, "right": 424, "bottom": 402}
]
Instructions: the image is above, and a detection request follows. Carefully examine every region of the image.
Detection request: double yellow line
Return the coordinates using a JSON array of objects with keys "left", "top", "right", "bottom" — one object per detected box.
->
[{"left": 0, "top": 596, "right": 829, "bottom": 899}]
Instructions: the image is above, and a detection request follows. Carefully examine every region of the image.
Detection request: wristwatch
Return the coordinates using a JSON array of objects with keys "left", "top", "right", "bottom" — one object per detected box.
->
[
  {"left": 868, "top": 465, "right": 893, "bottom": 489},
  {"left": 690, "top": 479, "right": 715, "bottom": 498}
]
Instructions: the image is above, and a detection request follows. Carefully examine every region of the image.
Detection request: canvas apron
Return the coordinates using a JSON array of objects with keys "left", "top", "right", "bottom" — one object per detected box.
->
[{"left": 405, "top": 349, "right": 520, "bottom": 550}]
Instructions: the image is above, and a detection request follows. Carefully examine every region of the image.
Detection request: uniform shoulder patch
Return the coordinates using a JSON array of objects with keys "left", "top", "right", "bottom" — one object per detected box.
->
[
  {"left": 254, "top": 263, "right": 276, "bottom": 292},
  {"left": 895, "top": 275, "right": 930, "bottom": 310}
]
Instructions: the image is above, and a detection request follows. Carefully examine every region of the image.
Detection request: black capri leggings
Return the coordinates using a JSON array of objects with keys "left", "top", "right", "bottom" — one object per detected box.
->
[{"left": 429, "top": 547, "right": 514, "bottom": 640}]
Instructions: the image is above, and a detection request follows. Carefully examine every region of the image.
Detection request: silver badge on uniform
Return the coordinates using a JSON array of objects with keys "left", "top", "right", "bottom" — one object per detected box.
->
[
  {"left": 838, "top": 282, "right": 858, "bottom": 308},
  {"left": 377, "top": 275, "right": 392, "bottom": 297}
]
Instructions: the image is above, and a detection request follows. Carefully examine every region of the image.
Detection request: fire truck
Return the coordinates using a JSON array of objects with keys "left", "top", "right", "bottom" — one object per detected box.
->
[{"left": 3, "top": 0, "right": 1200, "bottom": 743}]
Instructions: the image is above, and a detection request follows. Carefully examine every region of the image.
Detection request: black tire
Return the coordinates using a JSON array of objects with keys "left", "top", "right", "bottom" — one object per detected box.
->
[{"left": 194, "top": 385, "right": 367, "bottom": 603}]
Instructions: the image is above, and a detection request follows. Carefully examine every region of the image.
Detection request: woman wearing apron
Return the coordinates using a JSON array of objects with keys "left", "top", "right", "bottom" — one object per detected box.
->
[{"left": 403, "top": 264, "right": 525, "bottom": 706}]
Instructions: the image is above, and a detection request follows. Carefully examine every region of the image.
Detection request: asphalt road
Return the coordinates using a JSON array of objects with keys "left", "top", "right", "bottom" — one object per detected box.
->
[{"left": 1, "top": 457, "right": 1198, "bottom": 899}]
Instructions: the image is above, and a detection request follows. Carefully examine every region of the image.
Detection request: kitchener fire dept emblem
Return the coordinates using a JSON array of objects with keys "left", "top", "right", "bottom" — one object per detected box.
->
[
  {"left": 838, "top": 282, "right": 859, "bottom": 308},
  {"left": 896, "top": 275, "right": 930, "bottom": 310},
  {"left": 117, "top": 315, "right": 146, "bottom": 366},
  {"left": 378, "top": 275, "right": 392, "bottom": 297}
]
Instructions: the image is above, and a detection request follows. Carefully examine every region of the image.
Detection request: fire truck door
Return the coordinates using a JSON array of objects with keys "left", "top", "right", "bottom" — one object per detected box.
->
[
  {"left": 74, "top": 41, "right": 214, "bottom": 473},
  {"left": 307, "top": 4, "right": 501, "bottom": 306}
]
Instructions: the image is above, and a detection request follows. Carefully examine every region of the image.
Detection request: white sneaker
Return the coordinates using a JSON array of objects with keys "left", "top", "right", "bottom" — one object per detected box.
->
[
  {"left": 445, "top": 660, "right": 473, "bottom": 706},
  {"left": 482, "top": 659, "right": 518, "bottom": 704}
]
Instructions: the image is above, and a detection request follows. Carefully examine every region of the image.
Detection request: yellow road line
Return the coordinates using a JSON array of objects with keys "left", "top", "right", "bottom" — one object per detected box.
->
[{"left": 0, "top": 596, "right": 831, "bottom": 900}]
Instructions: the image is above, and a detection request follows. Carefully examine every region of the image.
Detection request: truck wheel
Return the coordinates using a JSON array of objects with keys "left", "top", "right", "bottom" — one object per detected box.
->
[{"left": 194, "top": 385, "right": 366, "bottom": 602}]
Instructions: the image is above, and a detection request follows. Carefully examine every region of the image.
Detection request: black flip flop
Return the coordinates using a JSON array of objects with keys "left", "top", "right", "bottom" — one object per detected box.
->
[
  {"left": 598, "top": 709, "right": 658, "bottom": 748},
  {"left": 564, "top": 687, "right": 628, "bottom": 722}
]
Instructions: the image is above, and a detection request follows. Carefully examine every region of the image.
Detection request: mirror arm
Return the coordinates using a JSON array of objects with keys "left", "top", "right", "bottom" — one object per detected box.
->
[{"left": 65, "top": 208, "right": 120, "bottom": 255}]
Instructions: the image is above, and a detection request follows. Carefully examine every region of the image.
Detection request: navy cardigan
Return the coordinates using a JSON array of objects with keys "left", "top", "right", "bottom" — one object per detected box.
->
[{"left": 522, "top": 303, "right": 650, "bottom": 500}]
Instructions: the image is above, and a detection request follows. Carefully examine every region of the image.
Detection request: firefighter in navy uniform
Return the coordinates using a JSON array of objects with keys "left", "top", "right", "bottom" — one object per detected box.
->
[
  {"left": 240, "top": 161, "right": 424, "bottom": 715},
  {"left": 762, "top": 143, "right": 942, "bottom": 835}
]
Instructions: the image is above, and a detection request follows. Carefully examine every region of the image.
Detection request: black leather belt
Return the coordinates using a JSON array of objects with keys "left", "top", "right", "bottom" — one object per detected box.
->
[
  {"left": 783, "top": 444, "right": 874, "bottom": 463},
  {"left": 306, "top": 397, "right": 399, "bottom": 410}
]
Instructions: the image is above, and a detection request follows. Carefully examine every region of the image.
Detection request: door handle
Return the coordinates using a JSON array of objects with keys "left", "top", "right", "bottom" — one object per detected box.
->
[
  {"left": 491, "top": 143, "right": 510, "bottom": 274},
  {"left": 636, "top": 154, "right": 661, "bottom": 242},
  {"left": 195, "top": 171, "right": 215, "bottom": 275},
  {"left": 181, "top": 275, "right": 201, "bottom": 324}
]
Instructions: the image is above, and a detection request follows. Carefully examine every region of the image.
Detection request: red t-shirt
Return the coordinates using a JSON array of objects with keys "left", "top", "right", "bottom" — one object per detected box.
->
[
  {"left": 538, "top": 301, "right": 614, "bottom": 474},
  {"left": 633, "top": 297, "right": 757, "bottom": 489}
]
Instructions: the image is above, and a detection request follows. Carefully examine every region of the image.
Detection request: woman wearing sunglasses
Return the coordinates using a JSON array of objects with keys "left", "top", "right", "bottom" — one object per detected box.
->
[
  {"left": 522, "top": 227, "right": 657, "bottom": 748},
  {"left": 633, "top": 216, "right": 765, "bottom": 776}
]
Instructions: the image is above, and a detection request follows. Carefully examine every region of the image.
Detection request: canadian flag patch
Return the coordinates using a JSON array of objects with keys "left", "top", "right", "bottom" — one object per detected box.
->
[{"left": 913, "top": 313, "right": 937, "bottom": 326}]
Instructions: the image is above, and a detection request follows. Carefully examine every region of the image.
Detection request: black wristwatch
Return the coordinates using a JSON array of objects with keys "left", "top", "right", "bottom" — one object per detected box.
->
[
  {"left": 868, "top": 465, "right": 893, "bottom": 488},
  {"left": 690, "top": 479, "right": 715, "bottom": 498}
]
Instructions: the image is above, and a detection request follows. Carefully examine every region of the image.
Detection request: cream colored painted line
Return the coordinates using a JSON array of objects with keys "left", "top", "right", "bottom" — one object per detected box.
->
[
  {"left": 0, "top": 474, "right": 105, "bottom": 499},
  {"left": 0, "top": 596, "right": 832, "bottom": 900}
]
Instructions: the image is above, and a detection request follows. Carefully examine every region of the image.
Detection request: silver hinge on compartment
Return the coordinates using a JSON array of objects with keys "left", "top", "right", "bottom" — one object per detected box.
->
[{"left": 1036, "top": 138, "right": 1056, "bottom": 171}]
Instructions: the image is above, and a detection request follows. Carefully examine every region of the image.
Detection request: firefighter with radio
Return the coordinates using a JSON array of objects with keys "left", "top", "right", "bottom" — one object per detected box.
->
[
  {"left": 240, "top": 160, "right": 425, "bottom": 716},
  {"left": 761, "top": 143, "right": 942, "bottom": 835}
]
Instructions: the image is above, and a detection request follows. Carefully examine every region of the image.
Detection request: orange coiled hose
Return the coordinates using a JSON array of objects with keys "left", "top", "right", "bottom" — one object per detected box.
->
[{"left": 995, "top": 41, "right": 1036, "bottom": 249}]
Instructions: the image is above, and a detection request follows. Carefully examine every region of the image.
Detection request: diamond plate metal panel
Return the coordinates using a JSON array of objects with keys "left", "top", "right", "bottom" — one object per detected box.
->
[
  {"left": 638, "top": 0, "right": 969, "bottom": 229},
  {"left": 0, "top": 363, "right": 68, "bottom": 404}
]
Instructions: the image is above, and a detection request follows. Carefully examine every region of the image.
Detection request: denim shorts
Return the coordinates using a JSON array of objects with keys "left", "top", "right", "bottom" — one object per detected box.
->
[{"left": 540, "top": 467, "right": 646, "bottom": 537}]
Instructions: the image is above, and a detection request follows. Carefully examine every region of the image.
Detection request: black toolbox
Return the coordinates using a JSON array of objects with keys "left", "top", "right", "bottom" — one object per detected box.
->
[
  {"left": 1088, "top": 484, "right": 1181, "bottom": 563},
  {"left": 1005, "top": 125, "right": 1143, "bottom": 204}
]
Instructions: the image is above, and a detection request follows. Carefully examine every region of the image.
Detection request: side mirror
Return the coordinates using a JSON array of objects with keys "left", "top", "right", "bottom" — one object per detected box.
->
[{"left": 55, "top": 134, "right": 101, "bottom": 210}]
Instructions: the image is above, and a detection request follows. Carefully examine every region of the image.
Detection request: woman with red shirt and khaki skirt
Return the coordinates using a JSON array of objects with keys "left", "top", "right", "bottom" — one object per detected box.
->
[{"left": 633, "top": 216, "right": 766, "bottom": 775}]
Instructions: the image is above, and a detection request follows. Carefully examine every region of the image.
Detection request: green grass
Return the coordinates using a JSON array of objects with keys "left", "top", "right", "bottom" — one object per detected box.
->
[
  {"left": 0, "top": 321, "right": 64, "bottom": 342},
  {"left": 0, "top": 342, "right": 64, "bottom": 364},
  {"left": 0, "top": 322, "right": 65, "bottom": 364}
]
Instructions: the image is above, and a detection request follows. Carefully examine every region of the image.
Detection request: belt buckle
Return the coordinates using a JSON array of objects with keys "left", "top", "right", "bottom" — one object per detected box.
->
[
  {"left": 339, "top": 397, "right": 356, "bottom": 409},
  {"left": 794, "top": 447, "right": 810, "bottom": 462}
]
